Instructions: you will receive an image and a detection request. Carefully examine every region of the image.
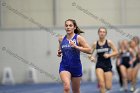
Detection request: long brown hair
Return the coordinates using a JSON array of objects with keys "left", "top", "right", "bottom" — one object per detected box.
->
[{"left": 65, "top": 19, "right": 84, "bottom": 35}]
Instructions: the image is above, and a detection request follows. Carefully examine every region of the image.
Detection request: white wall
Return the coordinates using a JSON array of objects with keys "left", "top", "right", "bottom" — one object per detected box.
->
[
  {"left": 0, "top": 26, "right": 140, "bottom": 84},
  {"left": 126, "top": 0, "right": 140, "bottom": 25},
  {"left": 1, "top": 0, "right": 53, "bottom": 28},
  {"left": 1, "top": 0, "right": 140, "bottom": 28}
]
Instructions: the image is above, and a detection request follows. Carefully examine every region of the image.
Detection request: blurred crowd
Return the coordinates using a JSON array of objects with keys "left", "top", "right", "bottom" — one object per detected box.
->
[{"left": 116, "top": 36, "right": 140, "bottom": 92}]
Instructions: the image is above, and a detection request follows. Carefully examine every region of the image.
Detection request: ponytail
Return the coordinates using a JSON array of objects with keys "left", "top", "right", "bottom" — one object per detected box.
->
[{"left": 74, "top": 27, "right": 84, "bottom": 35}]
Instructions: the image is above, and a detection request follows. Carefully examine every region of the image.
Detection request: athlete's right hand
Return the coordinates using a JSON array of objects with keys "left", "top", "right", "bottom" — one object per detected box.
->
[
  {"left": 57, "top": 49, "right": 62, "bottom": 57},
  {"left": 129, "top": 60, "right": 133, "bottom": 65},
  {"left": 116, "top": 59, "right": 121, "bottom": 66},
  {"left": 103, "top": 53, "right": 110, "bottom": 58},
  {"left": 88, "top": 55, "right": 96, "bottom": 62},
  {"left": 69, "top": 40, "right": 77, "bottom": 48}
]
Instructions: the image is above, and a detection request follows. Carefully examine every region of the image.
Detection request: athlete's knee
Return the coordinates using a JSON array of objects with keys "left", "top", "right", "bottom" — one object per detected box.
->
[
  {"left": 99, "top": 81, "right": 105, "bottom": 89},
  {"left": 106, "top": 86, "right": 112, "bottom": 90},
  {"left": 63, "top": 82, "right": 70, "bottom": 92},
  {"left": 128, "top": 76, "right": 132, "bottom": 81},
  {"left": 105, "top": 83, "right": 112, "bottom": 90},
  {"left": 122, "top": 75, "right": 127, "bottom": 80}
]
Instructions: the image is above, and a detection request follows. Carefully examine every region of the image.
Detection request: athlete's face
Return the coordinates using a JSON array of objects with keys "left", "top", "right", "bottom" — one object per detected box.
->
[
  {"left": 119, "top": 41, "right": 124, "bottom": 50},
  {"left": 122, "top": 40, "right": 129, "bottom": 49},
  {"left": 65, "top": 21, "right": 76, "bottom": 34},
  {"left": 133, "top": 37, "right": 139, "bottom": 45},
  {"left": 130, "top": 40, "right": 136, "bottom": 48},
  {"left": 98, "top": 28, "right": 107, "bottom": 39}
]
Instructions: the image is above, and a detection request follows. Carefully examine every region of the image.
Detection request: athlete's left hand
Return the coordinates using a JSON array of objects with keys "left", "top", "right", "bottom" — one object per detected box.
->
[
  {"left": 88, "top": 55, "right": 96, "bottom": 62},
  {"left": 103, "top": 53, "right": 110, "bottom": 58},
  {"left": 69, "top": 40, "right": 77, "bottom": 48},
  {"left": 129, "top": 61, "right": 133, "bottom": 65}
]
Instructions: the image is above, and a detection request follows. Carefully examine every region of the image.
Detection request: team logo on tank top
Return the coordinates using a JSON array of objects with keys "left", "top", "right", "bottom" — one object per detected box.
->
[
  {"left": 62, "top": 39, "right": 77, "bottom": 49},
  {"left": 97, "top": 48, "right": 109, "bottom": 53}
]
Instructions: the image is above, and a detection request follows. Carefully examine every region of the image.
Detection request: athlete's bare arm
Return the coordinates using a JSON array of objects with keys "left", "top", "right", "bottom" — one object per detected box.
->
[
  {"left": 105, "top": 40, "right": 118, "bottom": 58},
  {"left": 88, "top": 42, "right": 97, "bottom": 62},
  {"left": 57, "top": 36, "right": 63, "bottom": 57},
  {"left": 69, "top": 35, "right": 92, "bottom": 54}
]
